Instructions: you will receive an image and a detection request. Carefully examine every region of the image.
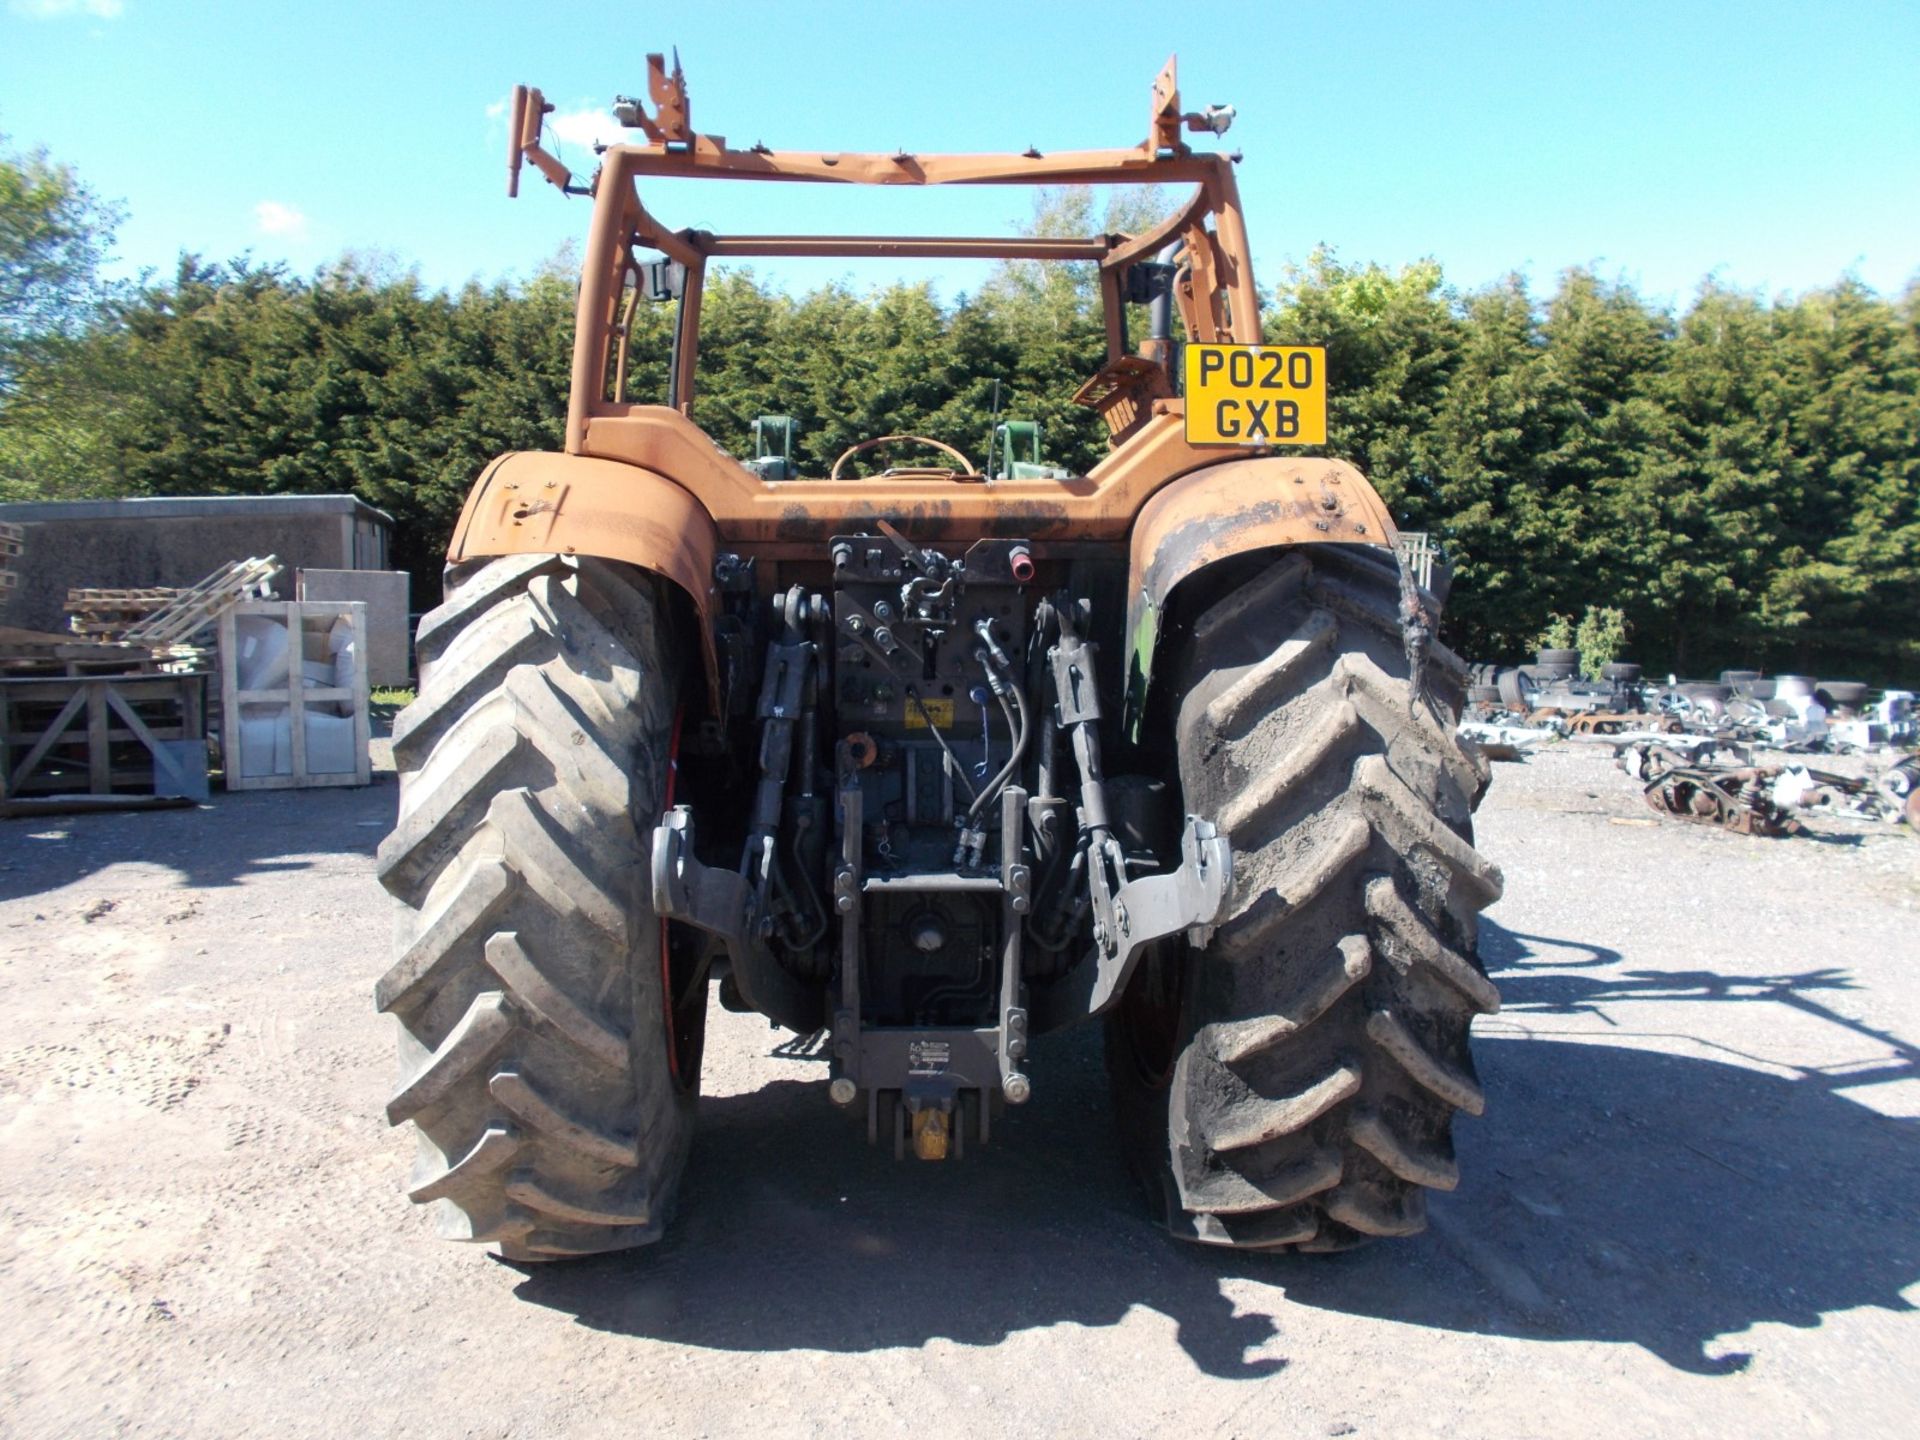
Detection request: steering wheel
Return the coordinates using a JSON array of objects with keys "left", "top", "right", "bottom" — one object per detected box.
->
[{"left": 829, "top": 433, "right": 979, "bottom": 481}]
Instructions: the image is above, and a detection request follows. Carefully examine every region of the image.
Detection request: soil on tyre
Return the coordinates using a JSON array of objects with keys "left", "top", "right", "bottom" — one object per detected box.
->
[
  {"left": 374, "top": 554, "right": 707, "bottom": 1261},
  {"left": 1108, "top": 546, "right": 1502, "bottom": 1251}
]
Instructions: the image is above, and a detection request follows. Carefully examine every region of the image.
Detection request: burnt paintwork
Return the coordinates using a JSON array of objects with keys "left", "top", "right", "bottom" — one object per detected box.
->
[{"left": 455, "top": 62, "right": 1404, "bottom": 724}]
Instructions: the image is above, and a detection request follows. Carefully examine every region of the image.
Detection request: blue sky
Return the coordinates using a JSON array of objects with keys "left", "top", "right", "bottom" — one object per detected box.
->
[{"left": 4, "top": 0, "right": 1917, "bottom": 309}]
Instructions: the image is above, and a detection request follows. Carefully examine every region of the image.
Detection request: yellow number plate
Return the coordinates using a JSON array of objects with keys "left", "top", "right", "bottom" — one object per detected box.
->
[
  {"left": 1183, "top": 344, "right": 1326, "bottom": 446},
  {"left": 904, "top": 697, "right": 954, "bottom": 729}
]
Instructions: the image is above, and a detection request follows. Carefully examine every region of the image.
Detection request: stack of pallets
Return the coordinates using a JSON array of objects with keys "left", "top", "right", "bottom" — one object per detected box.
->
[
  {"left": 65, "top": 586, "right": 185, "bottom": 639},
  {"left": 121, "top": 556, "right": 281, "bottom": 670},
  {"left": 0, "top": 521, "right": 23, "bottom": 614},
  {"left": 3, "top": 556, "right": 280, "bottom": 680},
  {"left": 0, "top": 625, "right": 156, "bottom": 678},
  {"left": 0, "top": 556, "right": 285, "bottom": 809}
]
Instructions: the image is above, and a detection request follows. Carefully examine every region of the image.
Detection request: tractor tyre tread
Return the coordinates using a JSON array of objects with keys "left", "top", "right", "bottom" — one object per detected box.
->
[
  {"left": 1111, "top": 545, "right": 1501, "bottom": 1252},
  {"left": 376, "top": 555, "right": 694, "bottom": 1262}
]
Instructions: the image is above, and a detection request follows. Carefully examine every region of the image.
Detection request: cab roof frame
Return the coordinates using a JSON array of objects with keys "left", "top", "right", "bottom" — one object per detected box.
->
[{"left": 505, "top": 52, "right": 1260, "bottom": 441}]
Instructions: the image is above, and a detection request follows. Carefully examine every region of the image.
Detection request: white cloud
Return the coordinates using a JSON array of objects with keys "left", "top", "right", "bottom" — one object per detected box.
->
[
  {"left": 9, "top": 0, "right": 124, "bottom": 18},
  {"left": 254, "top": 201, "right": 309, "bottom": 239},
  {"left": 484, "top": 97, "right": 508, "bottom": 120},
  {"left": 547, "top": 105, "right": 625, "bottom": 153}
]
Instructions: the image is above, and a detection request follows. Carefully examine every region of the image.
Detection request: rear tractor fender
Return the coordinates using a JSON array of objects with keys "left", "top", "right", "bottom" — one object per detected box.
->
[
  {"left": 449, "top": 450, "right": 722, "bottom": 710},
  {"left": 1122, "top": 457, "right": 1398, "bottom": 738}
]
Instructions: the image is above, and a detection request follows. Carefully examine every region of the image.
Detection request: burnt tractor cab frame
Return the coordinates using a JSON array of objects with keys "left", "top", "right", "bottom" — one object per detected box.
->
[
  {"left": 380, "top": 45, "right": 1497, "bottom": 1264},
  {"left": 456, "top": 53, "right": 1396, "bottom": 1155}
]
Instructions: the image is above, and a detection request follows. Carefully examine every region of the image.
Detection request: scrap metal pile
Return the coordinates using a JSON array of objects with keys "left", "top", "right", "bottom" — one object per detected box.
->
[
  {"left": 1466, "top": 654, "right": 1913, "bottom": 750},
  {"left": 1458, "top": 650, "right": 1920, "bottom": 838},
  {"left": 1620, "top": 748, "right": 1920, "bottom": 840},
  {"left": 1622, "top": 748, "right": 1919, "bottom": 837}
]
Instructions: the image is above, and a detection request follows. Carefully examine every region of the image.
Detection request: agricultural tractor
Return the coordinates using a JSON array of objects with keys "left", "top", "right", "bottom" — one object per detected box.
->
[{"left": 376, "top": 54, "right": 1502, "bottom": 1261}]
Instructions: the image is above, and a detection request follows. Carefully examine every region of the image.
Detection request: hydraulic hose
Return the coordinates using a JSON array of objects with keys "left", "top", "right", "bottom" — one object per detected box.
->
[{"left": 967, "top": 664, "right": 1031, "bottom": 827}]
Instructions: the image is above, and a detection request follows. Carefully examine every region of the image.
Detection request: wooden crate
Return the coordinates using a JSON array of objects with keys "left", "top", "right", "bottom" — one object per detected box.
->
[
  {"left": 218, "top": 600, "right": 370, "bottom": 790},
  {"left": 1, "top": 671, "right": 208, "bottom": 801}
]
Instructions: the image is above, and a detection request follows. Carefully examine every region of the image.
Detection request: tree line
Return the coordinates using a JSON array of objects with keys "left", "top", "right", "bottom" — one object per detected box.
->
[{"left": 2, "top": 141, "right": 1915, "bottom": 680}]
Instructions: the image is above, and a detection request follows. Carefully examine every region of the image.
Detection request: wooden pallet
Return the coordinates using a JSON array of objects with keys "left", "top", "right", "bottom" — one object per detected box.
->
[
  {"left": 123, "top": 556, "right": 281, "bottom": 646},
  {"left": 68, "top": 586, "right": 182, "bottom": 609},
  {"left": 0, "top": 625, "right": 157, "bottom": 677},
  {"left": 0, "top": 522, "right": 24, "bottom": 610},
  {"left": 66, "top": 586, "right": 184, "bottom": 637}
]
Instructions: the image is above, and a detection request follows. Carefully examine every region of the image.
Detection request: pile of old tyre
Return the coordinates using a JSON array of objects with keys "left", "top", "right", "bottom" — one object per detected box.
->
[
  {"left": 1466, "top": 655, "right": 1879, "bottom": 728},
  {"left": 1464, "top": 649, "right": 1646, "bottom": 717},
  {"left": 1714, "top": 670, "right": 1868, "bottom": 713},
  {"left": 1655, "top": 669, "right": 1879, "bottom": 729}
]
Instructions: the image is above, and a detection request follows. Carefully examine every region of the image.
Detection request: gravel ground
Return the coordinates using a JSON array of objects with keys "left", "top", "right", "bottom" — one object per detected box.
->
[{"left": 1, "top": 737, "right": 1915, "bottom": 1439}]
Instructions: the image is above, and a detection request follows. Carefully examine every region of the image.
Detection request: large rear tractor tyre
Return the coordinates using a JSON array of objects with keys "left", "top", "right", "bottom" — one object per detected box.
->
[
  {"left": 1108, "top": 546, "right": 1502, "bottom": 1251},
  {"left": 374, "top": 554, "right": 704, "bottom": 1261}
]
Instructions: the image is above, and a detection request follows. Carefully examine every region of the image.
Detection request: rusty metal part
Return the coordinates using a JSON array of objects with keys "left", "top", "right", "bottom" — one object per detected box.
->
[
  {"left": 629, "top": 51, "right": 692, "bottom": 144},
  {"left": 827, "top": 434, "right": 978, "bottom": 482},
  {"left": 578, "top": 405, "right": 1272, "bottom": 543},
  {"left": 505, "top": 85, "right": 570, "bottom": 198},
  {"left": 532, "top": 52, "right": 1258, "bottom": 456},
  {"left": 1776, "top": 764, "right": 1906, "bottom": 822},
  {"left": 1127, "top": 457, "right": 1395, "bottom": 593},
  {"left": 1148, "top": 55, "right": 1185, "bottom": 154},
  {"left": 1072, "top": 356, "right": 1174, "bottom": 443},
  {"left": 471, "top": 55, "right": 1358, "bottom": 724},
  {"left": 699, "top": 235, "right": 1115, "bottom": 261},
  {"left": 1643, "top": 765, "right": 1800, "bottom": 838},
  {"left": 1121, "top": 458, "right": 1397, "bottom": 731},
  {"left": 1616, "top": 740, "right": 1746, "bottom": 781},
  {"left": 448, "top": 451, "right": 720, "bottom": 706}
]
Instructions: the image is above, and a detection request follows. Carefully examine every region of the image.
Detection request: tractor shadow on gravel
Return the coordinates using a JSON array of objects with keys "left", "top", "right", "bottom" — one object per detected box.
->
[
  {"left": 513, "top": 929, "right": 1920, "bottom": 1377},
  {"left": 0, "top": 776, "right": 397, "bottom": 899},
  {"left": 512, "top": 1030, "right": 1296, "bottom": 1380},
  {"left": 1273, "top": 1029, "right": 1918, "bottom": 1375}
]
